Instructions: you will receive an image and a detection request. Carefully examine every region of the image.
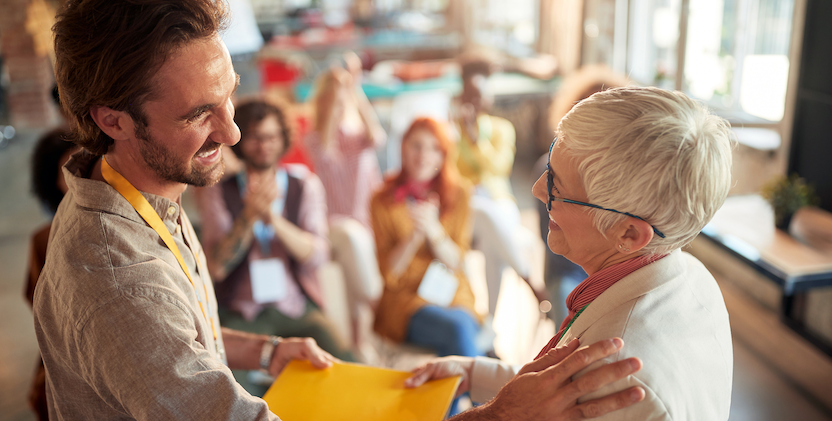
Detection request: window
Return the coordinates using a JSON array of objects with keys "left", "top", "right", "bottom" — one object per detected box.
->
[
  {"left": 583, "top": 0, "right": 797, "bottom": 123},
  {"left": 685, "top": 0, "right": 795, "bottom": 121},
  {"left": 474, "top": 0, "right": 539, "bottom": 56}
]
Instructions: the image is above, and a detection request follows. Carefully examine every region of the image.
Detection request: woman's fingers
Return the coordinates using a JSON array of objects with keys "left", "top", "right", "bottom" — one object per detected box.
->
[{"left": 404, "top": 363, "right": 437, "bottom": 388}]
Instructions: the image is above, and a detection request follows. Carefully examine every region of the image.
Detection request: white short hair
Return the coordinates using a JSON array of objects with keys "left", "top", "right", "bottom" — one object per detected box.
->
[{"left": 557, "top": 86, "right": 735, "bottom": 254}]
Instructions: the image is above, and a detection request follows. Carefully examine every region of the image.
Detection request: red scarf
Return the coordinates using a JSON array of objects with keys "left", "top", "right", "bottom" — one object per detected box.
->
[
  {"left": 393, "top": 179, "right": 433, "bottom": 203},
  {"left": 535, "top": 253, "right": 668, "bottom": 359}
]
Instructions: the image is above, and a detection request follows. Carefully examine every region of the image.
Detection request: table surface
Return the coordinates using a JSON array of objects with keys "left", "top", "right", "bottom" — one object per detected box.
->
[{"left": 701, "top": 195, "right": 832, "bottom": 282}]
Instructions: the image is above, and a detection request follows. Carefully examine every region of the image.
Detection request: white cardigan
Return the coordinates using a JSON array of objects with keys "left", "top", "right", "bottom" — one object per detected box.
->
[{"left": 470, "top": 250, "right": 733, "bottom": 420}]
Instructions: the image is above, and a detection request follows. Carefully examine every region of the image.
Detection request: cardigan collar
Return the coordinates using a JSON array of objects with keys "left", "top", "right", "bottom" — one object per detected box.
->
[{"left": 556, "top": 249, "right": 687, "bottom": 348}]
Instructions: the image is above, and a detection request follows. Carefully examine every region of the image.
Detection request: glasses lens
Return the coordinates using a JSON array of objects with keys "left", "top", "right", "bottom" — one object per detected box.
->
[{"left": 546, "top": 164, "right": 554, "bottom": 211}]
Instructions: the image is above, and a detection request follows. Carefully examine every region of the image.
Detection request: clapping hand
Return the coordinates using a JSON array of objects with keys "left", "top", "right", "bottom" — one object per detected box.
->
[
  {"left": 243, "top": 169, "right": 280, "bottom": 223},
  {"left": 459, "top": 103, "right": 479, "bottom": 144},
  {"left": 408, "top": 193, "right": 445, "bottom": 242}
]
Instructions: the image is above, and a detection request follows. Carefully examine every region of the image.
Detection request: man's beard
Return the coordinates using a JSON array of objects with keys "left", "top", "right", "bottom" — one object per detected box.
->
[{"left": 136, "top": 125, "right": 225, "bottom": 187}]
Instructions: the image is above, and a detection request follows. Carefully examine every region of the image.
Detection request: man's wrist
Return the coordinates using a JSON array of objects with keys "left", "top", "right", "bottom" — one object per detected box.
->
[
  {"left": 259, "top": 335, "right": 282, "bottom": 372},
  {"left": 448, "top": 402, "right": 501, "bottom": 421}
]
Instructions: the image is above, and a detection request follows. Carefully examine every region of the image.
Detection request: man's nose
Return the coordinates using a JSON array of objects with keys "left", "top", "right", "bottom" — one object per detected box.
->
[{"left": 213, "top": 99, "right": 240, "bottom": 146}]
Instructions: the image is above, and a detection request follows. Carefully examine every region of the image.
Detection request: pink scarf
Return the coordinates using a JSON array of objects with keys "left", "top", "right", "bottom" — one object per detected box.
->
[{"left": 393, "top": 179, "right": 433, "bottom": 203}]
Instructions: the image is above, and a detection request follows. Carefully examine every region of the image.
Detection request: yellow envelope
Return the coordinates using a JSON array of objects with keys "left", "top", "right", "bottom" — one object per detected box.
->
[{"left": 262, "top": 361, "right": 461, "bottom": 421}]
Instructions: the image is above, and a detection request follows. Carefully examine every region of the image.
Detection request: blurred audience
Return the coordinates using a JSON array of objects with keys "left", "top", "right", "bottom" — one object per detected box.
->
[
  {"left": 196, "top": 99, "right": 353, "bottom": 396},
  {"left": 24, "top": 128, "right": 77, "bottom": 421},
  {"left": 535, "top": 64, "right": 630, "bottom": 321},
  {"left": 370, "top": 117, "right": 482, "bottom": 359},
  {"left": 453, "top": 54, "right": 548, "bottom": 316}
]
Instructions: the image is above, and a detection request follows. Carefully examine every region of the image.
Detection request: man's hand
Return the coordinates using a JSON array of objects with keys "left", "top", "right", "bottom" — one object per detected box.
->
[
  {"left": 404, "top": 339, "right": 583, "bottom": 398},
  {"left": 268, "top": 337, "right": 338, "bottom": 377},
  {"left": 405, "top": 356, "right": 475, "bottom": 398},
  {"left": 243, "top": 169, "right": 279, "bottom": 222},
  {"left": 452, "top": 338, "right": 645, "bottom": 421},
  {"left": 484, "top": 338, "right": 643, "bottom": 420}
]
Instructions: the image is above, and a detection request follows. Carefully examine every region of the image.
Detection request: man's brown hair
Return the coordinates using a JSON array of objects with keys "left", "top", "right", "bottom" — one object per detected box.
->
[
  {"left": 231, "top": 99, "right": 294, "bottom": 161},
  {"left": 53, "top": 0, "right": 229, "bottom": 155}
]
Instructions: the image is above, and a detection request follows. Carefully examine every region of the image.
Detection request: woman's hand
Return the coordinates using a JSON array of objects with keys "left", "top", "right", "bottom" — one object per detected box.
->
[
  {"left": 405, "top": 356, "right": 475, "bottom": 397},
  {"left": 408, "top": 194, "right": 444, "bottom": 242}
]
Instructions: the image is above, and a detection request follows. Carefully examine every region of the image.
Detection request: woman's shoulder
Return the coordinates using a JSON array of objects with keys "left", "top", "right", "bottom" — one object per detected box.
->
[
  {"left": 370, "top": 183, "right": 397, "bottom": 208},
  {"left": 448, "top": 179, "right": 474, "bottom": 204}
]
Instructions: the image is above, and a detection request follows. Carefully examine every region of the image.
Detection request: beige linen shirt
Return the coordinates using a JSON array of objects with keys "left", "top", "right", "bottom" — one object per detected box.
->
[{"left": 33, "top": 151, "right": 279, "bottom": 420}]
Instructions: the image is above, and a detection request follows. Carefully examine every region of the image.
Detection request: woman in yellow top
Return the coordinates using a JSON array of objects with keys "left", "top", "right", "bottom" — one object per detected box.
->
[
  {"left": 370, "top": 117, "right": 482, "bottom": 358},
  {"left": 454, "top": 55, "right": 548, "bottom": 316}
]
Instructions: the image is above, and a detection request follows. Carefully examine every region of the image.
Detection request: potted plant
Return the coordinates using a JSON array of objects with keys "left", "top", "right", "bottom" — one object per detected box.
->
[{"left": 760, "top": 173, "right": 820, "bottom": 230}]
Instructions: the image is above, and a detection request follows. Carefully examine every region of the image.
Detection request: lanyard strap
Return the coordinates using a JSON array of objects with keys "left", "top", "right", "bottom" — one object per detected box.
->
[
  {"left": 557, "top": 304, "right": 589, "bottom": 344},
  {"left": 100, "top": 157, "right": 217, "bottom": 340}
]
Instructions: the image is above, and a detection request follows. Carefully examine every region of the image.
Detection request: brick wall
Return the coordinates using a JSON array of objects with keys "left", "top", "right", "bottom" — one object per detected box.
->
[{"left": 0, "top": 0, "right": 60, "bottom": 128}]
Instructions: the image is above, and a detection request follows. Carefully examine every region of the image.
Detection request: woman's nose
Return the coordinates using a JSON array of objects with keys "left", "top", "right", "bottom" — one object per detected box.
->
[{"left": 532, "top": 173, "right": 547, "bottom": 204}]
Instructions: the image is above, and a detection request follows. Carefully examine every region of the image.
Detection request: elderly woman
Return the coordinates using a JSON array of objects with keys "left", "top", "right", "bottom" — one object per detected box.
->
[{"left": 407, "top": 86, "right": 734, "bottom": 420}]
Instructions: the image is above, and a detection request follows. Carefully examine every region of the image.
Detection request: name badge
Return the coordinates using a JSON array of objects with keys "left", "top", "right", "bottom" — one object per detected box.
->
[
  {"left": 249, "top": 258, "right": 288, "bottom": 304},
  {"left": 417, "top": 260, "right": 459, "bottom": 307}
]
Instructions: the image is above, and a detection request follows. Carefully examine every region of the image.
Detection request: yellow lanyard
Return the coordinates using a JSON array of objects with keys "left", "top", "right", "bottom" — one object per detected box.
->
[{"left": 101, "top": 157, "right": 218, "bottom": 341}]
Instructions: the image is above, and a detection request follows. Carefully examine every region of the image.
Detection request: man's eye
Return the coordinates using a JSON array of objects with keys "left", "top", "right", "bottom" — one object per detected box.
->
[{"left": 188, "top": 111, "right": 207, "bottom": 122}]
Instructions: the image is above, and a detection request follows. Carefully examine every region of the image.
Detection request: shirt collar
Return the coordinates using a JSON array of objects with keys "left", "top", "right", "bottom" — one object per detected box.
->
[{"left": 63, "top": 150, "right": 181, "bottom": 225}]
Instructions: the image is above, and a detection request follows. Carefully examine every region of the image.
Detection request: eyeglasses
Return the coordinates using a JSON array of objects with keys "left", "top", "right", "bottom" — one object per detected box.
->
[{"left": 545, "top": 139, "right": 666, "bottom": 239}]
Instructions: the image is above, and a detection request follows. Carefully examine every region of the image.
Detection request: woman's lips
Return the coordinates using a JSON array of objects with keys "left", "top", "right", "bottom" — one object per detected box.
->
[{"left": 548, "top": 218, "right": 561, "bottom": 231}]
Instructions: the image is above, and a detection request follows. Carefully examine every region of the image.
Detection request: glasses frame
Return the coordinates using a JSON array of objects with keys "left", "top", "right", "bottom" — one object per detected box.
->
[{"left": 545, "top": 140, "right": 666, "bottom": 239}]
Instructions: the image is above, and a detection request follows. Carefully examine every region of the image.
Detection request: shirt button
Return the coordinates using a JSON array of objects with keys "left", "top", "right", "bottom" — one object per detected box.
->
[
  {"left": 174, "top": 225, "right": 181, "bottom": 235},
  {"left": 167, "top": 206, "right": 176, "bottom": 216}
]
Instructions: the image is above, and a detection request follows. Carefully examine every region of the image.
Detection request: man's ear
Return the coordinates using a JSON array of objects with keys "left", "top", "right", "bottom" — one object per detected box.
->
[
  {"left": 616, "top": 218, "right": 654, "bottom": 254},
  {"left": 89, "top": 106, "right": 134, "bottom": 141}
]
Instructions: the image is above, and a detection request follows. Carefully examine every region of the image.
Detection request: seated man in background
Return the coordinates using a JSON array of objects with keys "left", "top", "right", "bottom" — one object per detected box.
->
[{"left": 197, "top": 99, "right": 354, "bottom": 396}]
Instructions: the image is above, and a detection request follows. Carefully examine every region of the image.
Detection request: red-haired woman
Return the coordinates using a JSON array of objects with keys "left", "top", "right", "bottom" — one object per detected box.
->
[{"left": 370, "top": 117, "right": 483, "bottom": 358}]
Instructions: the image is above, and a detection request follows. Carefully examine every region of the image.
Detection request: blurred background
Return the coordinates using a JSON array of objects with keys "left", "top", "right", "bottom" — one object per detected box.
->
[{"left": 1, "top": 0, "right": 831, "bottom": 420}]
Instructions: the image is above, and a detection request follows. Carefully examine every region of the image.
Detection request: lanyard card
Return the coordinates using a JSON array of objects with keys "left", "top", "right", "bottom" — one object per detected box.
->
[
  {"left": 249, "top": 258, "right": 289, "bottom": 304},
  {"left": 417, "top": 260, "right": 459, "bottom": 307}
]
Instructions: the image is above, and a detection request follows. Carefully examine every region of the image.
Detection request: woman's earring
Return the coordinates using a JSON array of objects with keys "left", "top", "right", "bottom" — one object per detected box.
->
[{"left": 618, "top": 244, "right": 630, "bottom": 252}]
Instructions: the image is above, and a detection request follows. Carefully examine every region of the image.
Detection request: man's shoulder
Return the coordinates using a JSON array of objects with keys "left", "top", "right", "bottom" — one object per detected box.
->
[
  {"left": 284, "top": 163, "right": 313, "bottom": 180},
  {"left": 37, "top": 200, "right": 193, "bottom": 322},
  {"left": 285, "top": 164, "right": 325, "bottom": 194}
]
